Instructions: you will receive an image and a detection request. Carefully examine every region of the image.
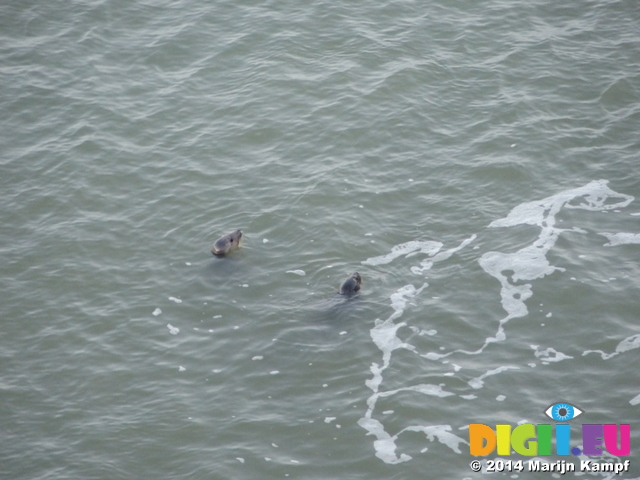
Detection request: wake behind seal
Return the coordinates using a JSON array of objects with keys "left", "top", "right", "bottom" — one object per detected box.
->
[
  {"left": 211, "top": 229, "right": 243, "bottom": 256},
  {"left": 338, "top": 272, "right": 362, "bottom": 295}
]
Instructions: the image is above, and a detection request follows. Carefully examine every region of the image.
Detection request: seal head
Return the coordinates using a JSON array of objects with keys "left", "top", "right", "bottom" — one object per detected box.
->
[
  {"left": 338, "top": 272, "right": 362, "bottom": 295},
  {"left": 211, "top": 230, "right": 243, "bottom": 256}
]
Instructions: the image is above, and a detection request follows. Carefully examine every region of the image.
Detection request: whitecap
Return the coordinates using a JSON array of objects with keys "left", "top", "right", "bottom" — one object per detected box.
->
[
  {"left": 152, "top": 308, "right": 162, "bottom": 316},
  {"left": 168, "top": 296, "right": 182, "bottom": 303}
]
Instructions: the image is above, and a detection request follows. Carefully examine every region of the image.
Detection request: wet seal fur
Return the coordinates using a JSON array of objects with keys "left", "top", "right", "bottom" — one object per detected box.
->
[
  {"left": 211, "top": 230, "right": 243, "bottom": 256},
  {"left": 338, "top": 272, "right": 362, "bottom": 295}
]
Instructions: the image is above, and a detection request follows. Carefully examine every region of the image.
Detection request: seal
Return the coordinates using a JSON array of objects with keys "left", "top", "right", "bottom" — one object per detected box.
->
[
  {"left": 338, "top": 272, "right": 362, "bottom": 295},
  {"left": 211, "top": 230, "right": 243, "bottom": 256}
]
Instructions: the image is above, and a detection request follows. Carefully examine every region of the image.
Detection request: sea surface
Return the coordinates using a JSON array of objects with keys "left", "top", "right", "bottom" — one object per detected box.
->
[{"left": 1, "top": 1, "right": 640, "bottom": 479}]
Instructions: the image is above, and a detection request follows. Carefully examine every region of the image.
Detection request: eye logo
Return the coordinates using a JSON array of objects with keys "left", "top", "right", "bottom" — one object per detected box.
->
[{"left": 544, "top": 403, "right": 584, "bottom": 422}]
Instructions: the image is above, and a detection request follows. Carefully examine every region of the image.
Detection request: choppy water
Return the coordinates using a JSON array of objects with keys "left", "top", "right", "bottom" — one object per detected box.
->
[{"left": 1, "top": 1, "right": 640, "bottom": 479}]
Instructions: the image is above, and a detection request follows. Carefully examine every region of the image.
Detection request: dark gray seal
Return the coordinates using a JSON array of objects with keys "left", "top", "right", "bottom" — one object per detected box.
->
[
  {"left": 211, "top": 230, "right": 243, "bottom": 256},
  {"left": 338, "top": 272, "right": 362, "bottom": 295}
]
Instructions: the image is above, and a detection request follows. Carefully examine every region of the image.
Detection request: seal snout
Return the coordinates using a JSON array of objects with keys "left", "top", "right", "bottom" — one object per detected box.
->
[
  {"left": 338, "top": 272, "right": 362, "bottom": 295},
  {"left": 211, "top": 229, "right": 243, "bottom": 257}
]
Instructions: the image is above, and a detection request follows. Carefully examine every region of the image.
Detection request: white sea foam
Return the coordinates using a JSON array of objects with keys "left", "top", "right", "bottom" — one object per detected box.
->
[
  {"left": 583, "top": 333, "right": 640, "bottom": 360},
  {"left": 356, "top": 422, "right": 466, "bottom": 464},
  {"left": 373, "top": 384, "right": 454, "bottom": 401},
  {"left": 468, "top": 366, "right": 520, "bottom": 389},
  {"left": 167, "top": 324, "right": 179, "bottom": 335},
  {"left": 411, "top": 234, "right": 476, "bottom": 275},
  {"left": 286, "top": 269, "right": 306, "bottom": 276},
  {"left": 360, "top": 237, "right": 479, "bottom": 463},
  {"left": 532, "top": 346, "right": 573, "bottom": 363},
  {"left": 472, "top": 180, "right": 634, "bottom": 354},
  {"left": 490, "top": 180, "right": 633, "bottom": 231},
  {"left": 599, "top": 232, "right": 640, "bottom": 246},
  {"left": 168, "top": 296, "right": 182, "bottom": 303},
  {"left": 359, "top": 180, "right": 636, "bottom": 465},
  {"left": 365, "top": 284, "right": 425, "bottom": 395},
  {"left": 630, "top": 393, "right": 640, "bottom": 406},
  {"left": 361, "top": 240, "right": 443, "bottom": 266}
]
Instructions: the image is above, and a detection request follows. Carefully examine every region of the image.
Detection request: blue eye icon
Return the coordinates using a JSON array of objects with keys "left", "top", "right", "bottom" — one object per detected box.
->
[{"left": 544, "top": 403, "right": 583, "bottom": 422}]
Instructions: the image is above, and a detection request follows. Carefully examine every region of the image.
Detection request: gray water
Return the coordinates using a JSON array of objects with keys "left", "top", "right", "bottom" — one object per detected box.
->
[{"left": 1, "top": 1, "right": 640, "bottom": 479}]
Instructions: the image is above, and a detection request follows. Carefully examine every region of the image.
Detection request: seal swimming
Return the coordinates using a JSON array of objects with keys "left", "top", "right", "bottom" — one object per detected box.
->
[
  {"left": 211, "top": 230, "right": 243, "bottom": 256},
  {"left": 338, "top": 272, "right": 362, "bottom": 295}
]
